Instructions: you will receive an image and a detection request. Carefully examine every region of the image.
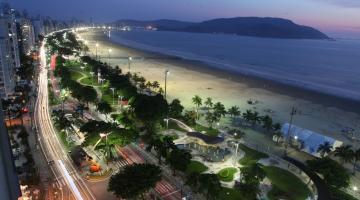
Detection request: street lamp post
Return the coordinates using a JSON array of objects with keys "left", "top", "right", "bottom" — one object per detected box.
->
[
  {"left": 164, "top": 69, "right": 170, "bottom": 100},
  {"left": 90, "top": 71, "right": 94, "bottom": 86},
  {"left": 164, "top": 69, "right": 170, "bottom": 130},
  {"left": 110, "top": 87, "right": 115, "bottom": 105},
  {"left": 128, "top": 56, "right": 132, "bottom": 73},
  {"left": 284, "top": 106, "right": 298, "bottom": 156},
  {"left": 108, "top": 48, "right": 112, "bottom": 64},
  {"left": 95, "top": 43, "right": 99, "bottom": 59}
]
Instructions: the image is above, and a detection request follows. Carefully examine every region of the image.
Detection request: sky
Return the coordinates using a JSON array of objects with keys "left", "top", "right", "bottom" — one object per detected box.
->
[{"left": 8, "top": 0, "right": 360, "bottom": 38}]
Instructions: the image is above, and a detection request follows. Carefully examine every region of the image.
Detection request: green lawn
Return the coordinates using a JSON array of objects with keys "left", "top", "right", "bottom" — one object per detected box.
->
[
  {"left": 217, "top": 167, "right": 238, "bottom": 182},
  {"left": 186, "top": 160, "right": 209, "bottom": 175},
  {"left": 79, "top": 76, "right": 101, "bottom": 86},
  {"left": 194, "top": 124, "right": 220, "bottom": 137},
  {"left": 166, "top": 120, "right": 187, "bottom": 132},
  {"left": 238, "top": 144, "right": 269, "bottom": 166},
  {"left": 263, "top": 166, "right": 311, "bottom": 200},
  {"left": 70, "top": 70, "right": 84, "bottom": 81}
]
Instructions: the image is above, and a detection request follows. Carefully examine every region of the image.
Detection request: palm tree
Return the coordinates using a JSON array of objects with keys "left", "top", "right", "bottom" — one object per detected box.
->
[
  {"left": 242, "top": 110, "right": 253, "bottom": 125},
  {"left": 250, "top": 111, "right": 261, "bottom": 126},
  {"left": 228, "top": 106, "right": 240, "bottom": 119},
  {"left": 213, "top": 102, "right": 226, "bottom": 118},
  {"left": 204, "top": 97, "right": 213, "bottom": 109},
  {"left": 317, "top": 141, "right": 333, "bottom": 157},
  {"left": 145, "top": 81, "right": 152, "bottom": 89},
  {"left": 272, "top": 123, "right": 281, "bottom": 132},
  {"left": 261, "top": 115, "right": 273, "bottom": 133},
  {"left": 334, "top": 145, "right": 354, "bottom": 165},
  {"left": 192, "top": 95, "right": 202, "bottom": 119},
  {"left": 152, "top": 81, "right": 160, "bottom": 91}
]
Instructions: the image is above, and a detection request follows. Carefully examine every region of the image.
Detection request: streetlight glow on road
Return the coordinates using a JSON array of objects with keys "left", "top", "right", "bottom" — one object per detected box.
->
[{"left": 58, "top": 160, "right": 84, "bottom": 200}]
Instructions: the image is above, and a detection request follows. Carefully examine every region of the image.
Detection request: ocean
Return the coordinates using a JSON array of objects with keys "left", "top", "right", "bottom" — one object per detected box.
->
[{"left": 109, "top": 30, "right": 360, "bottom": 101}]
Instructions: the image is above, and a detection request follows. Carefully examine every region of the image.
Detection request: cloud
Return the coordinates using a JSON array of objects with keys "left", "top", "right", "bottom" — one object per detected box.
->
[{"left": 314, "top": 0, "right": 360, "bottom": 8}]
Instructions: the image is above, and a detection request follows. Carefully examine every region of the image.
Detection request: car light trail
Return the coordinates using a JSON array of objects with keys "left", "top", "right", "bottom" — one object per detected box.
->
[{"left": 58, "top": 160, "right": 84, "bottom": 200}]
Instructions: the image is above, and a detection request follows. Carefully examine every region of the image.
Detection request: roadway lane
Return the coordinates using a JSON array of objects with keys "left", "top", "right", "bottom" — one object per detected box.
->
[{"left": 34, "top": 42, "right": 96, "bottom": 200}]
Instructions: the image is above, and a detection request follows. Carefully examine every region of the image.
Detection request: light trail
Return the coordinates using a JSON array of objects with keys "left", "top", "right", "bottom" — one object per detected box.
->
[{"left": 58, "top": 160, "right": 84, "bottom": 200}]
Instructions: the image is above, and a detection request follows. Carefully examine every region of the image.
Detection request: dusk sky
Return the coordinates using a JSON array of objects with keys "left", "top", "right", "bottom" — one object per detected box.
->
[{"left": 10, "top": 0, "right": 360, "bottom": 37}]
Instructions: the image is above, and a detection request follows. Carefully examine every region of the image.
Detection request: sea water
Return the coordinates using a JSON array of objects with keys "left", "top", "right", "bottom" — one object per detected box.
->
[{"left": 110, "top": 30, "right": 360, "bottom": 101}]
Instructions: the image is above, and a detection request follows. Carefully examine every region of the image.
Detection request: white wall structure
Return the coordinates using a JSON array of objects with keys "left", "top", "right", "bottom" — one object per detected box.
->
[{"left": 281, "top": 123, "right": 343, "bottom": 157}]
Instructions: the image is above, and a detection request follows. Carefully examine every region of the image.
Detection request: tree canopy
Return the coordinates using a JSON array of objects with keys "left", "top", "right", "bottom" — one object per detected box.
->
[{"left": 108, "top": 163, "right": 162, "bottom": 199}]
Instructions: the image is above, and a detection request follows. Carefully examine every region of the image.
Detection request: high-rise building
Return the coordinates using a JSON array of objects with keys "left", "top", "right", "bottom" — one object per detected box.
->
[
  {"left": 18, "top": 18, "right": 36, "bottom": 54},
  {"left": 0, "top": 3, "right": 20, "bottom": 98},
  {"left": 0, "top": 99, "right": 21, "bottom": 200}
]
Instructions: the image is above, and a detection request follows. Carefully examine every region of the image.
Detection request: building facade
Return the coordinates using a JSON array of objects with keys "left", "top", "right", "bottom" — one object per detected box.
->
[
  {"left": 0, "top": 3, "right": 20, "bottom": 98},
  {"left": 18, "top": 18, "right": 36, "bottom": 54}
]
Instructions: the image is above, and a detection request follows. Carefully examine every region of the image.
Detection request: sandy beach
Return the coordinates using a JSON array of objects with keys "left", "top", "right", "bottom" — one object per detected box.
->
[{"left": 79, "top": 30, "right": 360, "bottom": 146}]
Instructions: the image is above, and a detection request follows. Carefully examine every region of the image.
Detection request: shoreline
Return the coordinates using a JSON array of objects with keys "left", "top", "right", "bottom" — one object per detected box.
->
[
  {"left": 79, "top": 30, "right": 360, "bottom": 144},
  {"left": 93, "top": 31, "right": 360, "bottom": 114}
]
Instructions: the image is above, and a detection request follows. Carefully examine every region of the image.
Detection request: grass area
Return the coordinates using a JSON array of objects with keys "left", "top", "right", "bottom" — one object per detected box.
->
[
  {"left": 186, "top": 160, "right": 209, "bottom": 175},
  {"left": 329, "top": 187, "right": 358, "bottom": 200},
  {"left": 79, "top": 76, "right": 101, "bottom": 86},
  {"left": 194, "top": 123, "right": 220, "bottom": 137},
  {"left": 83, "top": 133, "right": 101, "bottom": 147},
  {"left": 100, "top": 87, "right": 114, "bottom": 106},
  {"left": 166, "top": 120, "right": 187, "bottom": 132},
  {"left": 58, "top": 131, "right": 75, "bottom": 150},
  {"left": 238, "top": 144, "right": 269, "bottom": 166},
  {"left": 70, "top": 70, "right": 84, "bottom": 81},
  {"left": 217, "top": 167, "right": 238, "bottom": 182},
  {"left": 218, "top": 187, "right": 247, "bottom": 200},
  {"left": 263, "top": 166, "right": 311, "bottom": 200}
]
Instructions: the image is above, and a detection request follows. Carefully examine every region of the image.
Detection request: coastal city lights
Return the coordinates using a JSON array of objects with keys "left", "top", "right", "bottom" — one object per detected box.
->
[{"left": 1, "top": 1, "right": 360, "bottom": 200}]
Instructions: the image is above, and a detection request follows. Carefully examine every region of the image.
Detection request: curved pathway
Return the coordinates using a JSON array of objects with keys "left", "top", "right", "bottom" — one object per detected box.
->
[{"left": 284, "top": 157, "right": 331, "bottom": 200}]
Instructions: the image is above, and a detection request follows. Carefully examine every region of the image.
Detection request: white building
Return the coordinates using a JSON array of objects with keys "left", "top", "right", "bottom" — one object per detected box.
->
[{"left": 0, "top": 6, "right": 20, "bottom": 98}]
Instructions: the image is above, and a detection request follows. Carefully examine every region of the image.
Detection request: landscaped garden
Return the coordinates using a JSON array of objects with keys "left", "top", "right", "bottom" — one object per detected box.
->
[
  {"left": 217, "top": 167, "right": 238, "bottom": 182},
  {"left": 263, "top": 166, "right": 311, "bottom": 200},
  {"left": 238, "top": 144, "right": 269, "bottom": 166},
  {"left": 186, "top": 160, "right": 209, "bottom": 175}
]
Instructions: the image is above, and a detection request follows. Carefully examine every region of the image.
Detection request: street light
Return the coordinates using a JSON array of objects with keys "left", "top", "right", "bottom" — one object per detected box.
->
[
  {"left": 128, "top": 56, "right": 133, "bottom": 73},
  {"left": 108, "top": 48, "right": 112, "bottom": 64},
  {"left": 95, "top": 43, "right": 99, "bottom": 59},
  {"left": 164, "top": 69, "right": 170, "bottom": 100},
  {"left": 90, "top": 71, "right": 94, "bottom": 86},
  {"left": 110, "top": 87, "right": 115, "bottom": 105}
]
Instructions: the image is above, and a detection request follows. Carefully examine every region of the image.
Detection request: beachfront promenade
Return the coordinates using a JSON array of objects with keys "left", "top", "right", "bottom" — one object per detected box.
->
[{"left": 39, "top": 28, "right": 360, "bottom": 200}]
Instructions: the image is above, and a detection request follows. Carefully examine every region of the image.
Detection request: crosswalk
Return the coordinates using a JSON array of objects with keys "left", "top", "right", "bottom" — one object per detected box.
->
[{"left": 155, "top": 180, "right": 182, "bottom": 200}]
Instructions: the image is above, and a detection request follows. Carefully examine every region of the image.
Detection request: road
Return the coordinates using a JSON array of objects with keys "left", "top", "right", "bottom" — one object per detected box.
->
[{"left": 34, "top": 42, "right": 96, "bottom": 200}]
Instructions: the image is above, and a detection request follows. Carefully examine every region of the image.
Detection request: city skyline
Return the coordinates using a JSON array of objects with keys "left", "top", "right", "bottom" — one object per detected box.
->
[{"left": 10, "top": 0, "right": 360, "bottom": 38}]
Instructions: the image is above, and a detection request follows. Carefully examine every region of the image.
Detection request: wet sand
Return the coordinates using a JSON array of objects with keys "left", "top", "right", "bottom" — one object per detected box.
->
[{"left": 79, "top": 30, "right": 360, "bottom": 146}]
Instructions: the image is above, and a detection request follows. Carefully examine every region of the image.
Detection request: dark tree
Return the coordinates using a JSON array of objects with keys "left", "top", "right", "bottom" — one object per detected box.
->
[
  {"left": 131, "top": 94, "right": 168, "bottom": 123},
  {"left": 108, "top": 163, "right": 162, "bottom": 199},
  {"left": 168, "top": 99, "right": 184, "bottom": 119},
  {"left": 167, "top": 148, "right": 192, "bottom": 175},
  {"left": 307, "top": 157, "right": 350, "bottom": 189}
]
